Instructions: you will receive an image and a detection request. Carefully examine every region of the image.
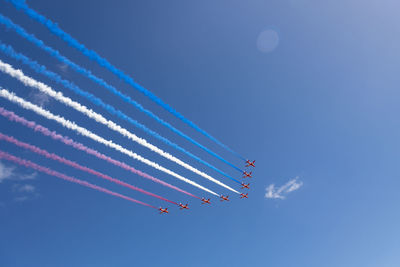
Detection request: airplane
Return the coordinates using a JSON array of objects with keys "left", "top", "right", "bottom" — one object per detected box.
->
[
  {"left": 159, "top": 207, "right": 169, "bottom": 214},
  {"left": 220, "top": 195, "right": 230, "bottom": 202},
  {"left": 245, "top": 160, "right": 256, "bottom": 167},
  {"left": 201, "top": 197, "right": 211, "bottom": 204},
  {"left": 241, "top": 183, "right": 250, "bottom": 189},
  {"left": 243, "top": 171, "right": 252, "bottom": 178},
  {"left": 240, "top": 193, "right": 249, "bottom": 199},
  {"left": 179, "top": 203, "right": 189, "bottom": 210}
]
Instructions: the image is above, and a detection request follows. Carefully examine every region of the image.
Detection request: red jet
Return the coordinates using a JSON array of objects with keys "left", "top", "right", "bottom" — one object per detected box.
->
[
  {"left": 159, "top": 207, "right": 169, "bottom": 214},
  {"left": 220, "top": 195, "right": 230, "bottom": 202},
  {"left": 245, "top": 160, "right": 256, "bottom": 167},
  {"left": 243, "top": 171, "right": 252, "bottom": 178},
  {"left": 241, "top": 183, "right": 250, "bottom": 189},
  {"left": 201, "top": 197, "right": 211, "bottom": 204},
  {"left": 240, "top": 193, "right": 249, "bottom": 199},
  {"left": 179, "top": 203, "right": 189, "bottom": 210}
]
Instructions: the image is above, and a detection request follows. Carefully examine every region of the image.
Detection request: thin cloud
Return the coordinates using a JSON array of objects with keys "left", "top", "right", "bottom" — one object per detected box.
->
[
  {"left": 265, "top": 177, "right": 303, "bottom": 199},
  {"left": 18, "top": 172, "right": 37, "bottom": 181},
  {"left": 12, "top": 184, "right": 36, "bottom": 193},
  {"left": 57, "top": 63, "right": 69, "bottom": 73},
  {"left": 0, "top": 162, "right": 38, "bottom": 204},
  {"left": 14, "top": 196, "right": 29, "bottom": 202},
  {"left": 0, "top": 161, "right": 38, "bottom": 182},
  {"left": 11, "top": 184, "right": 39, "bottom": 203},
  {"left": 0, "top": 161, "right": 15, "bottom": 183},
  {"left": 286, "top": 179, "right": 303, "bottom": 193},
  {"left": 29, "top": 90, "right": 50, "bottom": 107}
]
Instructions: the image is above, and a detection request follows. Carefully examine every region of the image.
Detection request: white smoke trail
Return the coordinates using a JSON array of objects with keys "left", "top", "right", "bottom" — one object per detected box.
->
[
  {"left": 0, "top": 60, "right": 239, "bottom": 194},
  {"left": 0, "top": 88, "right": 218, "bottom": 196}
]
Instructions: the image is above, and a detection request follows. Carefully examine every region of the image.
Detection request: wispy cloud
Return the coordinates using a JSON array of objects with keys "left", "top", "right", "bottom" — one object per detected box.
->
[
  {"left": 18, "top": 172, "right": 37, "bottom": 181},
  {"left": 11, "top": 184, "right": 39, "bottom": 203},
  {"left": 57, "top": 63, "right": 69, "bottom": 73},
  {"left": 265, "top": 177, "right": 303, "bottom": 199},
  {"left": 12, "top": 184, "right": 36, "bottom": 193},
  {"left": 0, "top": 161, "right": 37, "bottom": 182},
  {"left": 0, "top": 161, "right": 16, "bottom": 183},
  {"left": 0, "top": 161, "right": 37, "bottom": 183},
  {"left": 0, "top": 161, "right": 38, "bottom": 203},
  {"left": 29, "top": 90, "right": 50, "bottom": 107},
  {"left": 14, "top": 196, "right": 29, "bottom": 202}
]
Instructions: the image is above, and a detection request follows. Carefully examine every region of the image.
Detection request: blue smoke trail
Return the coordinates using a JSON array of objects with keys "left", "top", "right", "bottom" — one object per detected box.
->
[
  {"left": 0, "top": 41, "right": 242, "bottom": 184},
  {"left": 6, "top": 0, "right": 246, "bottom": 161},
  {"left": 0, "top": 13, "right": 244, "bottom": 173}
]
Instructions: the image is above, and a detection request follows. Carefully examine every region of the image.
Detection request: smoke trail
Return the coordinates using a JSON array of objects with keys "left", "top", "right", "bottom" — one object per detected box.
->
[
  {"left": 0, "top": 107, "right": 199, "bottom": 199},
  {"left": 5, "top": 0, "right": 245, "bottom": 160},
  {"left": 0, "top": 60, "right": 239, "bottom": 194},
  {"left": 0, "top": 13, "right": 244, "bottom": 172},
  {"left": 0, "top": 133, "right": 178, "bottom": 205},
  {"left": 0, "top": 150, "right": 157, "bottom": 209},
  {"left": 0, "top": 88, "right": 219, "bottom": 196},
  {"left": 0, "top": 42, "right": 241, "bottom": 184}
]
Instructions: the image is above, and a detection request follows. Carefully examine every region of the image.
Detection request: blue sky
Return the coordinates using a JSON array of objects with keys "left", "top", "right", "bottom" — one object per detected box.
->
[{"left": 1, "top": 0, "right": 400, "bottom": 266}]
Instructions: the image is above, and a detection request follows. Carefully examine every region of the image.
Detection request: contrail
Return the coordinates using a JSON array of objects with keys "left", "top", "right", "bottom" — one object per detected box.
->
[
  {"left": 0, "top": 150, "right": 157, "bottom": 209},
  {"left": 0, "top": 107, "right": 199, "bottom": 199},
  {"left": 0, "top": 13, "right": 244, "bottom": 172},
  {"left": 0, "top": 88, "right": 219, "bottom": 196},
  {"left": 0, "top": 133, "right": 178, "bottom": 205},
  {"left": 0, "top": 42, "right": 241, "bottom": 184},
  {"left": 0, "top": 60, "right": 239, "bottom": 194},
  {"left": 5, "top": 0, "right": 245, "bottom": 160}
]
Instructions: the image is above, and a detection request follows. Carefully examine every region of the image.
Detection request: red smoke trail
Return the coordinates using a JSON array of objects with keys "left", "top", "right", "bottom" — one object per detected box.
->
[
  {"left": 0, "top": 107, "right": 200, "bottom": 199},
  {"left": 0, "top": 133, "right": 178, "bottom": 205},
  {"left": 0, "top": 150, "right": 157, "bottom": 209}
]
